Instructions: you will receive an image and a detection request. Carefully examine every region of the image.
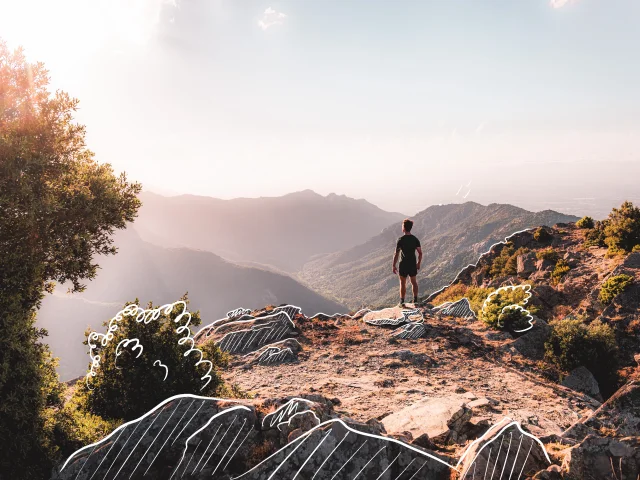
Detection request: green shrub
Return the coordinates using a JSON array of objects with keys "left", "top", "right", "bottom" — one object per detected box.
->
[
  {"left": 480, "top": 286, "right": 535, "bottom": 330},
  {"left": 79, "top": 296, "right": 228, "bottom": 421},
  {"left": 551, "top": 259, "right": 571, "bottom": 285},
  {"left": 604, "top": 201, "right": 640, "bottom": 253},
  {"left": 599, "top": 274, "right": 634, "bottom": 305},
  {"left": 43, "top": 389, "right": 120, "bottom": 461},
  {"left": 488, "top": 244, "right": 529, "bottom": 277},
  {"left": 534, "top": 227, "right": 552, "bottom": 243},
  {"left": 583, "top": 223, "right": 607, "bottom": 247},
  {"left": 536, "top": 248, "right": 558, "bottom": 263},
  {"left": 544, "top": 317, "right": 618, "bottom": 390},
  {"left": 576, "top": 216, "right": 595, "bottom": 229},
  {"left": 496, "top": 306, "right": 532, "bottom": 333}
]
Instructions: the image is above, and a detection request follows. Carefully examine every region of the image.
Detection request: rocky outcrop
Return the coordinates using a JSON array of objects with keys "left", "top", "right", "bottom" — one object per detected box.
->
[
  {"left": 509, "top": 318, "right": 551, "bottom": 360},
  {"left": 517, "top": 252, "right": 537, "bottom": 278},
  {"left": 561, "top": 435, "right": 640, "bottom": 480},
  {"left": 457, "top": 418, "right": 551, "bottom": 479},
  {"left": 561, "top": 366, "right": 603, "bottom": 402},
  {"left": 381, "top": 396, "right": 472, "bottom": 445},
  {"left": 52, "top": 395, "right": 258, "bottom": 480}
]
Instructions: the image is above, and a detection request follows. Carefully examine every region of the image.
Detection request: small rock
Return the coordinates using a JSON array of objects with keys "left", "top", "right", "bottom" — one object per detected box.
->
[
  {"left": 533, "top": 465, "right": 563, "bottom": 480},
  {"left": 412, "top": 433, "right": 436, "bottom": 449},
  {"left": 468, "top": 398, "right": 494, "bottom": 409}
]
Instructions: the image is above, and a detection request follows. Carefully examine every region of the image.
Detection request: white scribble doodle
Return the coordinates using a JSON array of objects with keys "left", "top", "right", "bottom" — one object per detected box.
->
[
  {"left": 262, "top": 398, "right": 316, "bottom": 429},
  {"left": 391, "top": 321, "right": 428, "bottom": 340},
  {"left": 432, "top": 297, "right": 476, "bottom": 319},
  {"left": 482, "top": 284, "right": 534, "bottom": 333},
  {"left": 364, "top": 308, "right": 423, "bottom": 327},
  {"left": 214, "top": 312, "right": 296, "bottom": 355},
  {"left": 256, "top": 346, "right": 296, "bottom": 365},
  {"left": 154, "top": 360, "right": 169, "bottom": 381},
  {"left": 226, "top": 308, "right": 252, "bottom": 319},
  {"left": 85, "top": 301, "right": 214, "bottom": 391},
  {"left": 114, "top": 338, "right": 143, "bottom": 369}
]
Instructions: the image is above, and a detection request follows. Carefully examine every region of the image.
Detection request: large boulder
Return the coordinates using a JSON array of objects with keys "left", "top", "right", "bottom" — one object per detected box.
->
[
  {"left": 562, "top": 381, "right": 640, "bottom": 442},
  {"left": 562, "top": 435, "right": 640, "bottom": 480},
  {"left": 561, "top": 366, "right": 603, "bottom": 402},
  {"left": 510, "top": 318, "right": 551, "bottom": 360},
  {"left": 457, "top": 418, "right": 551, "bottom": 479},
  {"left": 517, "top": 252, "right": 538, "bottom": 278},
  {"left": 381, "top": 396, "right": 472, "bottom": 445}
]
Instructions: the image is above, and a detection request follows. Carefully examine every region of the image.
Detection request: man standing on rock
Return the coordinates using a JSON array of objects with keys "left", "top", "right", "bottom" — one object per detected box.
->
[{"left": 392, "top": 218, "right": 423, "bottom": 306}]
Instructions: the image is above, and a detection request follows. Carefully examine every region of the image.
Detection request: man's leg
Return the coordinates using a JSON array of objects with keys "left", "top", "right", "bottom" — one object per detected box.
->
[
  {"left": 410, "top": 275, "right": 418, "bottom": 303},
  {"left": 399, "top": 275, "right": 407, "bottom": 304}
]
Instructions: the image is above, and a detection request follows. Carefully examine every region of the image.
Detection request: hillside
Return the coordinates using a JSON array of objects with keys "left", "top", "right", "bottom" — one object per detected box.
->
[
  {"left": 300, "top": 202, "right": 578, "bottom": 309},
  {"left": 133, "top": 190, "right": 405, "bottom": 272},
  {"left": 36, "top": 228, "right": 345, "bottom": 380},
  {"left": 53, "top": 227, "right": 640, "bottom": 479}
]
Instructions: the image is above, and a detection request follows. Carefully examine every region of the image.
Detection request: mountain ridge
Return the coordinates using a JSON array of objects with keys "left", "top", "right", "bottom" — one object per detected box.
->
[{"left": 300, "top": 202, "right": 579, "bottom": 308}]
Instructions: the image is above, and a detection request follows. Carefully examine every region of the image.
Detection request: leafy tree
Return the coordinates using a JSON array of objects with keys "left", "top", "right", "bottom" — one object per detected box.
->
[
  {"left": 0, "top": 41, "right": 140, "bottom": 478},
  {"left": 79, "top": 297, "right": 228, "bottom": 421},
  {"left": 604, "top": 201, "right": 640, "bottom": 252}
]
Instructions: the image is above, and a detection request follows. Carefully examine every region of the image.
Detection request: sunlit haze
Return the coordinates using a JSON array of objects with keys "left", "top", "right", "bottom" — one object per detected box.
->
[{"left": 2, "top": 0, "right": 639, "bottom": 216}]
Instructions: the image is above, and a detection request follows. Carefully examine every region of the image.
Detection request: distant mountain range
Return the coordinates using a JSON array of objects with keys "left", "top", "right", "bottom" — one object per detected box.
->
[
  {"left": 300, "top": 202, "right": 579, "bottom": 308},
  {"left": 37, "top": 227, "right": 345, "bottom": 380},
  {"left": 38, "top": 192, "right": 580, "bottom": 380},
  {"left": 133, "top": 190, "right": 405, "bottom": 272}
]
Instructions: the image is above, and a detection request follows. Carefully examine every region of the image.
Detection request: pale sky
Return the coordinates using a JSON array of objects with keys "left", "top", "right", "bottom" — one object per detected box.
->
[{"left": 1, "top": 0, "right": 639, "bottom": 216}]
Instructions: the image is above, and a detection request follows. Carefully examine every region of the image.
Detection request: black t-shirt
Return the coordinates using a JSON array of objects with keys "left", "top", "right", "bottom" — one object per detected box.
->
[{"left": 396, "top": 234, "right": 421, "bottom": 265}]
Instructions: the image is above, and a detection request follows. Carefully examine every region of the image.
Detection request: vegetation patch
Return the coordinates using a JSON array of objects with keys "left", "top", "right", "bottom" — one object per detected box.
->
[
  {"left": 533, "top": 227, "right": 552, "bottom": 243},
  {"left": 431, "top": 284, "right": 493, "bottom": 313},
  {"left": 551, "top": 259, "right": 571, "bottom": 285},
  {"left": 536, "top": 248, "right": 559, "bottom": 263},
  {"left": 489, "top": 244, "right": 529, "bottom": 277},
  {"left": 480, "top": 286, "right": 536, "bottom": 331},
  {"left": 599, "top": 274, "right": 634, "bottom": 305},
  {"left": 544, "top": 317, "right": 618, "bottom": 392},
  {"left": 576, "top": 216, "right": 595, "bottom": 229}
]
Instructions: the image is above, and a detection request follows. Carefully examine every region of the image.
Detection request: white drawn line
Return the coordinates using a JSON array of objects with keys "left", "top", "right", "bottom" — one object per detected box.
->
[
  {"left": 392, "top": 457, "right": 415, "bottom": 480},
  {"left": 87, "top": 428, "right": 126, "bottom": 480},
  {"left": 516, "top": 440, "right": 535, "bottom": 480},
  {"left": 171, "top": 400, "right": 206, "bottom": 445},
  {"left": 498, "top": 432, "right": 513, "bottom": 480},
  {"left": 210, "top": 417, "right": 243, "bottom": 476},
  {"left": 153, "top": 360, "right": 169, "bottom": 381},
  {"left": 132, "top": 400, "right": 182, "bottom": 478},
  {"left": 329, "top": 440, "right": 368, "bottom": 480},
  {"left": 375, "top": 452, "right": 400, "bottom": 480},
  {"left": 292, "top": 431, "right": 332, "bottom": 480},
  {"left": 508, "top": 434, "right": 524, "bottom": 480},
  {"left": 111, "top": 407, "right": 163, "bottom": 479},
  {"left": 193, "top": 424, "right": 222, "bottom": 474},
  {"left": 353, "top": 445, "right": 387, "bottom": 480},
  {"left": 311, "top": 431, "right": 349, "bottom": 480},
  {"left": 223, "top": 426, "right": 254, "bottom": 471}
]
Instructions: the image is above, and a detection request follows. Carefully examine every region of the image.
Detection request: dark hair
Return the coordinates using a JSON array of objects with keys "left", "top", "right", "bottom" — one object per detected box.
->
[{"left": 402, "top": 218, "right": 413, "bottom": 232}]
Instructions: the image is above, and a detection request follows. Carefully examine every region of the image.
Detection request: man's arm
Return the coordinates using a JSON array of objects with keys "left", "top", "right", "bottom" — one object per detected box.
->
[
  {"left": 392, "top": 250, "right": 399, "bottom": 274},
  {"left": 416, "top": 246, "right": 423, "bottom": 270}
]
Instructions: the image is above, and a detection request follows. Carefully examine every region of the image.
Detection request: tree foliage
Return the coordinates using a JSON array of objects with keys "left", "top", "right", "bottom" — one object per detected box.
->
[
  {"left": 0, "top": 40, "right": 141, "bottom": 479},
  {"left": 79, "top": 297, "right": 227, "bottom": 421}
]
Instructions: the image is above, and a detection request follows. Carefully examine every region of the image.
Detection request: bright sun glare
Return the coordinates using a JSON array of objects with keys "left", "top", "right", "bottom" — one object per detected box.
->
[{"left": 0, "top": 0, "right": 173, "bottom": 76}]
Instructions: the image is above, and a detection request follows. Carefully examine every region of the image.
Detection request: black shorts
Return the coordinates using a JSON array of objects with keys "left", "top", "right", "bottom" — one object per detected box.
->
[{"left": 399, "top": 262, "right": 417, "bottom": 278}]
